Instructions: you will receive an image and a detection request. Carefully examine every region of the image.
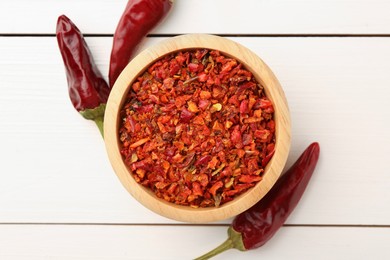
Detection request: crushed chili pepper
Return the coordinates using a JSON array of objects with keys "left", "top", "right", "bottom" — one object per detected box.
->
[{"left": 119, "top": 49, "right": 276, "bottom": 207}]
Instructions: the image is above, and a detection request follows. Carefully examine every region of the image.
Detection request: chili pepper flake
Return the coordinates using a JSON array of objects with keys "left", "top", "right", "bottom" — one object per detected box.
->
[
  {"left": 129, "top": 137, "right": 150, "bottom": 148},
  {"left": 119, "top": 49, "right": 276, "bottom": 207}
]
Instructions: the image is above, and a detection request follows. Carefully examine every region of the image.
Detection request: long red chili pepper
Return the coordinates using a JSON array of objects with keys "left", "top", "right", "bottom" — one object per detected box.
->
[
  {"left": 109, "top": 0, "right": 173, "bottom": 87},
  {"left": 56, "top": 15, "right": 110, "bottom": 136},
  {"left": 195, "top": 142, "right": 320, "bottom": 259}
]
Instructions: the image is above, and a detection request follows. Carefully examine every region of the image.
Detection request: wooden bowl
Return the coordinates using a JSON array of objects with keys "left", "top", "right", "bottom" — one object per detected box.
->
[{"left": 104, "top": 34, "right": 291, "bottom": 223}]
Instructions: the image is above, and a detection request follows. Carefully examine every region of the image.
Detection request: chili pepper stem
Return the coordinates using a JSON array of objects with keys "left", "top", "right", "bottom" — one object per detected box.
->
[
  {"left": 79, "top": 103, "right": 106, "bottom": 138},
  {"left": 194, "top": 238, "right": 233, "bottom": 260},
  {"left": 94, "top": 117, "right": 104, "bottom": 138},
  {"left": 194, "top": 227, "right": 245, "bottom": 260}
]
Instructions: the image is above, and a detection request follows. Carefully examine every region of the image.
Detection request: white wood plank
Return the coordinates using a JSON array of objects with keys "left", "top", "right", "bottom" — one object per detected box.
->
[
  {"left": 1, "top": 36, "right": 390, "bottom": 224},
  {"left": 0, "top": 0, "right": 390, "bottom": 35},
  {"left": 0, "top": 225, "right": 389, "bottom": 259}
]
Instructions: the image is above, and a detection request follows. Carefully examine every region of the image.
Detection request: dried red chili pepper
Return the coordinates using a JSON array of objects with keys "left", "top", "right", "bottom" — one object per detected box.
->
[
  {"left": 109, "top": 0, "right": 174, "bottom": 87},
  {"left": 195, "top": 142, "right": 320, "bottom": 259},
  {"left": 56, "top": 15, "right": 110, "bottom": 136},
  {"left": 119, "top": 49, "right": 276, "bottom": 208}
]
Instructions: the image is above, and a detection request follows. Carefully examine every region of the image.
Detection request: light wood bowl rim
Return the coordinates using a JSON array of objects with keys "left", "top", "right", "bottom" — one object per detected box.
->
[{"left": 104, "top": 34, "right": 291, "bottom": 223}]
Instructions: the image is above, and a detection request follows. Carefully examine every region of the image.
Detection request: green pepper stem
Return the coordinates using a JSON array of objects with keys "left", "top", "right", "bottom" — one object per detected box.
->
[
  {"left": 194, "top": 227, "right": 246, "bottom": 260},
  {"left": 94, "top": 117, "right": 104, "bottom": 138},
  {"left": 194, "top": 238, "right": 233, "bottom": 260},
  {"left": 79, "top": 104, "right": 106, "bottom": 138}
]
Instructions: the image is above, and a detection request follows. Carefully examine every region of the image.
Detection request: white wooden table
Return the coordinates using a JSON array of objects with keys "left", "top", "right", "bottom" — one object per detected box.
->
[{"left": 1, "top": 1, "right": 390, "bottom": 259}]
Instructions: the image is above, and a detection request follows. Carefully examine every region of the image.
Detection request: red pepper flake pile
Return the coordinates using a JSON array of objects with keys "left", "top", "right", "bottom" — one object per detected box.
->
[{"left": 119, "top": 49, "right": 276, "bottom": 208}]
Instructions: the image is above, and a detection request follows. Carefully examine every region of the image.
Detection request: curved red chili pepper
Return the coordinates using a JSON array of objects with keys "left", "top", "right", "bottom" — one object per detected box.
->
[
  {"left": 109, "top": 0, "right": 173, "bottom": 87},
  {"left": 56, "top": 15, "right": 109, "bottom": 111},
  {"left": 195, "top": 142, "right": 320, "bottom": 259},
  {"left": 56, "top": 15, "right": 110, "bottom": 136}
]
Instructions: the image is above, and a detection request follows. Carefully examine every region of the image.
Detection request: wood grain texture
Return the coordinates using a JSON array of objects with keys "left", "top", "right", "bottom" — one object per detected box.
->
[
  {"left": 0, "top": 225, "right": 389, "bottom": 259},
  {"left": 105, "top": 34, "right": 291, "bottom": 223},
  {"left": 1, "top": 36, "right": 390, "bottom": 225},
  {"left": 0, "top": 0, "right": 390, "bottom": 35}
]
